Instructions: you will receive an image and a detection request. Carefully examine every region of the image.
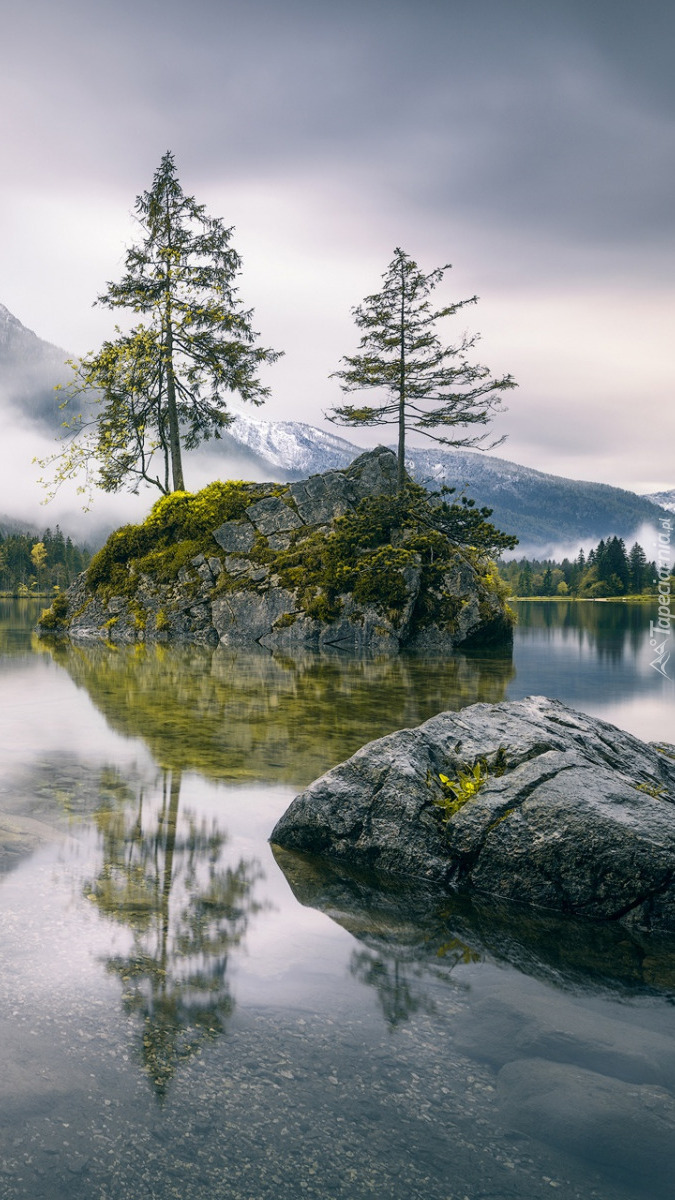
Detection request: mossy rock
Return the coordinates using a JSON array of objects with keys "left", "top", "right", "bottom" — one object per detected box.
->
[{"left": 37, "top": 449, "right": 515, "bottom": 652}]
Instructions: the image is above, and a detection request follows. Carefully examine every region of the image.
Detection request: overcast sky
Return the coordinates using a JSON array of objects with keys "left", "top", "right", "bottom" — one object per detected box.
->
[{"left": 1, "top": 0, "right": 673, "bottom": 499}]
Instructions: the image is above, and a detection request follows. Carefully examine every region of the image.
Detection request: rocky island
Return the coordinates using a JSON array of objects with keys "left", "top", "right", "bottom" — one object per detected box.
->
[
  {"left": 271, "top": 696, "right": 675, "bottom": 933},
  {"left": 37, "top": 447, "right": 514, "bottom": 652}
]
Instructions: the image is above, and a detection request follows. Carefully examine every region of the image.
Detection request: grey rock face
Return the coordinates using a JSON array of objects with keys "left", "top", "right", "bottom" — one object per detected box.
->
[
  {"left": 344, "top": 446, "right": 399, "bottom": 500},
  {"left": 498, "top": 1058, "right": 675, "bottom": 1190},
  {"left": 212, "top": 520, "right": 257, "bottom": 553},
  {"left": 224, "top": 555, "right": 251, "bottom": 576},
  {"left": 43, "top": 446, "right": 513, "bottom": 653},
  {"left": 289, "top": 471, "right": 355, "bottom": 525},
  {"left": 270, "top": 696, "right": 675, "bottom": 932},
  {"left": 212, "top": 588, "right": 298, "bottom": 645},
  {"left": 245, "top": 496, "right": 303, "bottom": 535},
  {"left": 455, "top": 984, "right": 675, "bottom": 1084},
  {"left": 406, "top": 626, "right": 456, "bottom": 654}
]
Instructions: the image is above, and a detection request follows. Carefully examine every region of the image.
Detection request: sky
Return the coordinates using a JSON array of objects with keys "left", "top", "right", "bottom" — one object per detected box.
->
[{"left": 1, "top": 0, "right": 674, "bottom": 513}]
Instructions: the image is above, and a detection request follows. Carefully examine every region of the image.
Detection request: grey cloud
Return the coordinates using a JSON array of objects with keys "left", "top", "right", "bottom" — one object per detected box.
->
[
  {"left": 4, "top": 0, "right": 672, "bottom": 255},
  {"left": 2, "top": 0, "right": 673, "bottom": 494}
]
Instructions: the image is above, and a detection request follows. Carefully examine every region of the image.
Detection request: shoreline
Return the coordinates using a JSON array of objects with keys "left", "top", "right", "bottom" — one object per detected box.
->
[{"left": 510, "top": 595, "right": 658, "bottom": 604}]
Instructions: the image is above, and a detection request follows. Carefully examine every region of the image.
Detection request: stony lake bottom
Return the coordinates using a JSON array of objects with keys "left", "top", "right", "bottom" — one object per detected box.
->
[{"left": 0, "top": 598, "right": 674, "bottom": 1200}]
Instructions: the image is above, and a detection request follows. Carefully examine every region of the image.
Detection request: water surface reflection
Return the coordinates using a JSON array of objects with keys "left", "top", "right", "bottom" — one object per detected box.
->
[
  {"left": 42, "top": 640, "right": 514, "bottom": 784},
  {"left": 85, "top": 767, "right": 265, "bottom": 1097},
  {"left": 1, "top": 600, "right": 674, "bottom": 1198},
  {"left": 274, "top": 845, "right": 675, "bottom": 1003}
]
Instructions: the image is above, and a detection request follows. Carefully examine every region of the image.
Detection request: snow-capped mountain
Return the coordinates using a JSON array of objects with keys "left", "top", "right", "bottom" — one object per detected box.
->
[
  {"left": 223, "top": 410, "right": 671, "bottom": 550},
  {"left": 223, "top": 411, "right": 358, "bottom": 476},
  {"left": 0, "top": 302, "right": 671, "bottom": 552},
  {"left": 643, "top": 490, "right": 675, "bottom": 515}
]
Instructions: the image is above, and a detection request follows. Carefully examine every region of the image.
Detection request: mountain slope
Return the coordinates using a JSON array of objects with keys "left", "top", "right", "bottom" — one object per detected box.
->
[
  {"left": 0, "top": 303, "right": 70, "bottom": 427},
  {"left": 222, "top": 412, "right": 670, "bottom": 549},
  {"left": 643, "top": 489, "right": 675, "bottom": 515},
  {"left": 0, "top": 303, "right": 670, "bottom": 551}
]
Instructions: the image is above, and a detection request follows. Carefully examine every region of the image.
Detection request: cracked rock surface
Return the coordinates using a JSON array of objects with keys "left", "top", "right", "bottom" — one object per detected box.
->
[
  {"left": 47, "top": 447, "right": 512, "bottom": 652},
  {"left": 270, "top": 696, "right": 675, "bottom": 932}
]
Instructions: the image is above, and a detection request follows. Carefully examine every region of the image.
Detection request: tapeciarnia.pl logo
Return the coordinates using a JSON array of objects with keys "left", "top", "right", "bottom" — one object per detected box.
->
[{"left": 650, "top": 517, "right": 673, "bottom": 679}]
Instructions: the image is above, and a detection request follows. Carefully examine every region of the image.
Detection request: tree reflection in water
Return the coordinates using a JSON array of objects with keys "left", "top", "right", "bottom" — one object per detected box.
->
[
  {"left": 350, "top": 937, "right": 482, "bottom": 1028},
  {"left": 350, "top": 950, "right": 438, "bottom": 1027},
  {"left": 85, "top": 766, "right": 264, "bottom": 1098}
]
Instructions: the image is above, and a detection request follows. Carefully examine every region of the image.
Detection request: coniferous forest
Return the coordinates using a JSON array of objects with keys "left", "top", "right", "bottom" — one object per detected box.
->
[
  {"left": 0, "top": 527, "right": 91, "bottom": 595},
  {"left": 499, "top": 536, "right": 672, "bottom": 598}
]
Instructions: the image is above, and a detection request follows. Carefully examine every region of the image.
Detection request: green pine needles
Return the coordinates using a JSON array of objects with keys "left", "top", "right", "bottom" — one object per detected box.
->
[
  {"left": 328, "top": 247, "right": 517, "bottom": 492},
  {"left": 38, "top": 151, "right": 282, "bottom": 503}
]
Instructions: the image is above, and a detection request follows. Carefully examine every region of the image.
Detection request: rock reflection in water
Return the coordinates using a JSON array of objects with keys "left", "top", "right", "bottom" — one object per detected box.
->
[
  {"left": 85, "top": 766, "right": 265, "bottom": 1098},
  {"left": 274, "top": 848, "right": 675, "bottom": 1194},
  {"left": 274, "top": 845, "right": 675, "bottom": 1004},
  {"left": 42, "top": 640, "right": 514, "bottom": 785}
]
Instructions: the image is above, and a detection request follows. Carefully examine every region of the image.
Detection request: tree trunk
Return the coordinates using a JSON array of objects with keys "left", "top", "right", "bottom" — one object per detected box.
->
[
  {"left": 163, "top": 192, "right": 185, "bottom": 493},
  {"left": 165, "top": 323, "right": 185, "bottom": 492},
  {"left": 159, "top": 768, "right": 181, "bottom": 978},
  {"left": 397, "top": 393, "right": 405, "bottom": 492},
  {"left": 397, "top": 266, "right": 406, "bottom": 492}
]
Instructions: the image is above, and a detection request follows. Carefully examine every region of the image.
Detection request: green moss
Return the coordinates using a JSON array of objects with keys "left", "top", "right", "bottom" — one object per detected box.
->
[
  {"left": 303, "top": 591, "right": 342, "bottom": 623},
  {"left": 352, "top": 546, "right": 418, "bottom": 611},
  {"left": 272, "top": 491, "right": 468, "bottom": 626},
  {"left": 71, "top": 598, "right": 92, "bottom": 621},
  {"left": 84, "top": 480, "right": 277, "bottom": 606},
  {"left": 248, "top": 536, "right": 276, "bottom": 566},
  {"left": 130, "top": 602, "right": 147, "bottom": 631},
  {"left": 132, "top": 539, "right": 203, "bottom": 585},
  {"left": 155, "top": 609, "right": 170, "bottom": 632},
  {"left": 145, "top": 480, "right": 269, "bottom": 540},
  {"left": 39, "top": 590, "right": 69, "bottom": 631},
  {"left": 273, "top": 612, "right": 298, "bottom": 630},
  {"left": 73, "top": 475, "right": 513, "bottom": 642}
]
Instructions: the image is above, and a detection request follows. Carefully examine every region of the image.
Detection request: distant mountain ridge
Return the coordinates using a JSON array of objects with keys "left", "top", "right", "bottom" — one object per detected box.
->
[
  {"left": 222, "top": 411, "right": 671, "bottom": 550},
  {"left": 643, "top": 489, "right": 675, "bottom": 515},
  {"left": 0, "top": 303, "right": 671, "bottom": 552},
  {"left": 0, "top": 303, "right": 70, "bottom": 426}
]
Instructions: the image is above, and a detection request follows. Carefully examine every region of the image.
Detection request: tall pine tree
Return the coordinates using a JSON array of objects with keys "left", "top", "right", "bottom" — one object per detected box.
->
[
  {"left": 328, "top": 248, "right": 516, "bottom": 492},
  {"left": 628, "top": 542, "right": 648, "bottom": 592},
  {"left": 41, "top": 152, "right": 282, "bottom": 499}
]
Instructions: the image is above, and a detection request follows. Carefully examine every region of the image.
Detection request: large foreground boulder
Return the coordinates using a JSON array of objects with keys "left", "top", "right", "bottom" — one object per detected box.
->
[{"left": 270, "top": 697, "right": 675, "bottom": 932}]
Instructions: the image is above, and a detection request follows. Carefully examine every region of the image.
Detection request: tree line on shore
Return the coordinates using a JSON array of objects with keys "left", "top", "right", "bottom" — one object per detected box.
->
[
  {"left": 0, "top": 527, "right": 91, "bottom": 595},
  {"left": 498, "top": 536, "right": 673, "bottom": 598}
]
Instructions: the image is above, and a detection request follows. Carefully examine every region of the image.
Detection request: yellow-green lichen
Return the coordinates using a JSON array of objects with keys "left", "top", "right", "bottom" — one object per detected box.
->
[{"left": 635, "top": 781, "right": 668, "bottom": 799}]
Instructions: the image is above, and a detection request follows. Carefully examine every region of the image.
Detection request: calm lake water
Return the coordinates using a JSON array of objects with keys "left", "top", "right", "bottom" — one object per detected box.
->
[{"left": 1, "top": 598, "right": 674, "bottom": 1200}]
